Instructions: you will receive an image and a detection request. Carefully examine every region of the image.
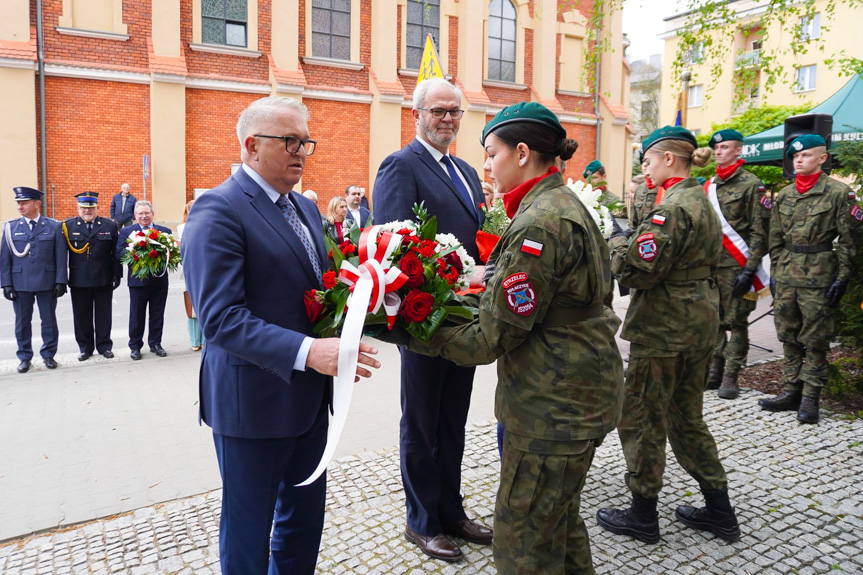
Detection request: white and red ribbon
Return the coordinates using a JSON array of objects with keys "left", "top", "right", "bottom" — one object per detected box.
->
[
  {"left": 296, "top": 225, "right": 408, "bottom": 486},
  {"left": 705, "top": 179, "right": 771, "bottom": 301}
]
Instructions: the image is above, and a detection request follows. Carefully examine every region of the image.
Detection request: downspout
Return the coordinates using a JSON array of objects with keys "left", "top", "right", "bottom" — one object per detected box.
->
[
  {"left": 36, "top": 0, "right": 49, "bottom": 216},
  {"left": 594, "top": 10, "right": 602, "bottom": 163}
]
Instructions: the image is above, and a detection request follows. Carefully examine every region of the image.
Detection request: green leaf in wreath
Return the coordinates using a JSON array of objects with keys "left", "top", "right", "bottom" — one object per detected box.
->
[
  {"left": 405, "top": 307, "right": 447, "bottom": 342},
  {"left": 420, "top": 215, "right": 437, "bottom": 241},
  {"left": 442, "top": 305, "right": 475, "bottom": 321}
]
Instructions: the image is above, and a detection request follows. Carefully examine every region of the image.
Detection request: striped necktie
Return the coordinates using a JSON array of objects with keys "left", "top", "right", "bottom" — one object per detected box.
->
[{"left": 276, "top": 195, "right": 322, "bottom": 284}]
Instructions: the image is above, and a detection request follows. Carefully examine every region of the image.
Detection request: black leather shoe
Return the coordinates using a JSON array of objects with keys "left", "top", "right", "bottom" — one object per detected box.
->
[
  {"left": 442, "top": 519, "right": 493, "bottom": 545},
  {"left": 150, "top": 345, "right": 167, "bottom": 357},
  {"left": 17, "top": 360, "right": 31, "bottom": 373},
  {"left": 130, "top": 349, "right": 142, "bottom": 360},
  {"left": 78, "top": 352, "right": 92, "bottom": 361},
  {"left": 101, "top": 350, "right": 114, "bottom": 359},
  {"left": 405, "top": 526, "right": 463, "bottom": 562},
  {"left": 44, "top": 358, "right": 58, "bottom": 369},
  {"left": 675, "top": 505, "right": 740, "bottom": 542}
]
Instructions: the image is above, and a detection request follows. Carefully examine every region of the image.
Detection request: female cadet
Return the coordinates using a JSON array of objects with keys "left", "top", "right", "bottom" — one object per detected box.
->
[
  {"left": 407, "top": 102, "right": 624, "bottom": 574},
  {"left": 596, "top": 126, "right": 741, "bottom": 544}
]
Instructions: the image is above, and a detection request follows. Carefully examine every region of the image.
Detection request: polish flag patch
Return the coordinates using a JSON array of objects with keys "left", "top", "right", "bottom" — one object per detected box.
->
[
  {"left": 521, "top": 238, "right": 543, "bottom": 256},
  {"left": 651, "top": 214, "right": 667, "bottom": 226},
  {"left": 850, "top": 191, "right": 857, "bottom": 200}
]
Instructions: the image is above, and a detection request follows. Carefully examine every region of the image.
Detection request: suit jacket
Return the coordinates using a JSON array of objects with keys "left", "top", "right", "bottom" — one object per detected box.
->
[
  {"left": 64, "top": 217, "right": 121, "bottom": 288},
  {"left": 110, "top": 193, "right": 137, "bottom": 224},
  {"left": 373, "top": 138, "right": 484, "bottom": 260},
  {"left": 116, "top": 223, "right": 172, "bottom": 287},
  {"left": 345, "top": 206, "right": 372, "bottom": 228},
  {"left": 1, "top": 217, "right": 67, "bottom": 292},
  {"left": 180, "top": 167, "right": 331, "bottom": 439}
]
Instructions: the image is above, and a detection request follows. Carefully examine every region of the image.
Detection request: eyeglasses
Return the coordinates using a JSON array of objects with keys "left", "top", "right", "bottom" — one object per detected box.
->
[
  {"left": 254, "top": 135, "right": 317, "bottom": 155},
  {"left": 417, "top": 108, "right": 464, "bottom": 119}
]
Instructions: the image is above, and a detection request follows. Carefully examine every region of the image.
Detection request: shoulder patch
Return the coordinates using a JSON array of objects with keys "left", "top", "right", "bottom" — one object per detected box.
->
[
  {"left": 760, "top": 196, "right": 773, "bottom": 210},
  {"left": 636, "top": 232, "right": 655, "bottom": 243},
  {"left": 651, "top": 214, "right": 666, "bottom": 226},
  {"left": 502, "top": 272, "right": 537, "bottom": 317},
  {"left": 520, "top": 238, "right": 543, "bottom": 257},
  {"left": 637, "top": 235, "right": 658, "bottom": 261},
  {"left": 852, "top": 204, "right": 863, "bottom": 223}
]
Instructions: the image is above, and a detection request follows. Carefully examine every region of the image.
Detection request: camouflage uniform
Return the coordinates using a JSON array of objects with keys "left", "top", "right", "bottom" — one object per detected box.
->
[
  {"left": 769, "top": 173, "right": 859, "bottom": 397},
  {"left": 627, "top": 183, "right": 657, "bottom": 230},
  {"left": 710, "top": 168, "right": 771, "bottom": 377},
  {"left": 609, "top": 177, "right": 728, "bottom": 499},
  {"left": 411, "top": 172, "right": 624, "bottom": 574}
]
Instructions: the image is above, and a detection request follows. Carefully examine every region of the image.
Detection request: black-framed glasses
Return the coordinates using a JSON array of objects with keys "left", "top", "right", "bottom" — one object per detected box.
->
[
  {"left": 254, "top": 135, "right": 317, "bottom": 155},
  {"left": 416, "top": 107, "right": 464, "bottom": 119}
]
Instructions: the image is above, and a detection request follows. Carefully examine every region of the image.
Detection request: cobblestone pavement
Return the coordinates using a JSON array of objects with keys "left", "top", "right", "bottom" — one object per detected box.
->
[{"left": 2, "top": 389, "right": 862, "bottom": 575}]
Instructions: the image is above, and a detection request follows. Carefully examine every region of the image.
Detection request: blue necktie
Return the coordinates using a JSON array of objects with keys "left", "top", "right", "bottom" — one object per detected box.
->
[
  {"left": 276, "top": 195, "right": 323, "bottom": 284},
  {"left": 441, "top": 155, "right": 476, "bottom": 216}
]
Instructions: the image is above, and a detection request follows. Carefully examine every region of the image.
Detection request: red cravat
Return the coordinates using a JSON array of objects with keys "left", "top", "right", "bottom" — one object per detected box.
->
[{"left": 795, "top": 172, "right": 821, "bottom": 194}]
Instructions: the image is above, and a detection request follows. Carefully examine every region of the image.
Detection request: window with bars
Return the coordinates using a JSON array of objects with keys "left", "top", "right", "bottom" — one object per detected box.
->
[
  {"left": 488, "top": 0, "right": 516, "bottom": 82},
  {"left": 202, "top": 0, "right": 247, "bottom": 47},
  {"left": 406, "top": 0, "right": 440, "bottom": 70},
  {"left": 311, "top": 0, "right": 351, "bottom": 60}
]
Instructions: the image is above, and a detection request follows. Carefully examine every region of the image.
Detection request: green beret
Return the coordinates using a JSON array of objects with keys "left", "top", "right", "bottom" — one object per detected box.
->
[
  {"left": 480, "top": 101, "right": 567, "bottom": 146},
  {"left": 786, "top": 134, "right": 827, "bottom": 158},
  {"left": 641, "top": 125, "right": 698, "bottom": 155},
  {"left": 708, "top": 129, "right": 743, "bottom": 148},
  {"left": 583, "top": 160, "right": 603, "bottom": 179}
]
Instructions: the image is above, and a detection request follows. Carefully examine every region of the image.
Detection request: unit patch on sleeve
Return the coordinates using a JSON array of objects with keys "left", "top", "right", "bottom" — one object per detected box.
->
[
  {"left": 760, "top": 195, "right": 773, "bottom": 210},
  {"left": 637, "top": 233, "right": 658, "bottom": 261},
  {"left": 651, "top": 214, "right": 666, "bottom": 226},
  {"left": 502, "top": 272, "right": 537, "bottom": 316},
  {"left": 520, "top": 238, "right": 543, "bottom": 257},
  {"left": 852, "top": 204, "right": 863, "bottom": 222}
]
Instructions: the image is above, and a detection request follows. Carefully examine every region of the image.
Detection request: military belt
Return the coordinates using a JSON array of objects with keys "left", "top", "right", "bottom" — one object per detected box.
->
[
  {"left": 665, "top": 266, "right": 711, "bottom": 282},
  {"left": 784, "top": 242, "right": 832, "bottom": 254},
  {"left": 540, "top": 302, "right": 604, "bottom": 327}
]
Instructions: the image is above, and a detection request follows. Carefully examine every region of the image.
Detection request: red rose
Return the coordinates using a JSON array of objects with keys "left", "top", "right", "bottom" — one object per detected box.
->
[
  {"left": 399, "top": 289, "right": 435, "bottom": 323},
  {"left": 322, "top": 270, "right": 337, "bottom": 289},
  {"left": 304, "top": 290, "right": 326, "bottom": 322},
  {"left": 443, "top": 251, "right": 464, "bottom": 273},
  {"left": 149, "top": 249, "right": 159, "bottom": 259},
  {"left": 479, "top": 202, "right": 486, "bottom": 210},
  {"left": 133, "top": 254, "right": 139, "bottom": 261},
  {"left": 149, "top": 229, "right": 160, "bottom": 240},
  {"left": 138, "top": 240, "right": 147, "bottom": 248},
  {"left": 339, "top": 241, "right": 356, "bottom": 257},
  {"left": 398, "top": 252, "right": 425, "bottom": 288}
]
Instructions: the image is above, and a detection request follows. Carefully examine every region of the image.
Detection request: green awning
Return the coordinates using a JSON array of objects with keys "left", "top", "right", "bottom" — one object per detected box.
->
[{"left": 741, "top": 74, "right": 863, "bottom": 165}]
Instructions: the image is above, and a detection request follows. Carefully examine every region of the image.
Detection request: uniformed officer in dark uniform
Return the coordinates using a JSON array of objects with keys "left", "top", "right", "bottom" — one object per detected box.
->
[
  {"left": 1, "top": 187, "right": 68, "bottom": 373},
  {"left": 63, "top": 192, "right": 122, "bottom": 361}
]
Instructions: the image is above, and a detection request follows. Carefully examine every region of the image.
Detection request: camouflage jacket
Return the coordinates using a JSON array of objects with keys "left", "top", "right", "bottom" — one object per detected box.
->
[
  {"left": 411, "top": 173, "right": 624, "bottom": 451},
  {"left": 769, "top": 173, "right": 860, "bottom": 287},
  {"left": 710, "top": 167, "right": 770, "bottom": 269},
  {"left": 610, "top": 177, "right": 722, "bottom": 351},
  {"left": 628, "top": 183, "right": 657, "bottom": 230}
]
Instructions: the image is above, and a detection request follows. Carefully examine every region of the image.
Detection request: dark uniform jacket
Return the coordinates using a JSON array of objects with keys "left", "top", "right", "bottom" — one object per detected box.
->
[
  {"left": 628, "top": 183, "right": 657, "bottom": 230},
  {"left": 109, "top": 193, "right": 137, "bottom": 224},
  {"left": 1, "top": 217, "right": 67, "bottom": 292},
  {"left": 63, "top": 217, "right": 122, "bottom": 287},
  {"left": 712, "top": 168, "right": 770, "bottom": 270}
]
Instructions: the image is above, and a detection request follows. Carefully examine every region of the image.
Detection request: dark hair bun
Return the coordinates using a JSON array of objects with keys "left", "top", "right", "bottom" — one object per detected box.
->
[{"left": 559, "top": 138, "right": 579, "bottom": 161}]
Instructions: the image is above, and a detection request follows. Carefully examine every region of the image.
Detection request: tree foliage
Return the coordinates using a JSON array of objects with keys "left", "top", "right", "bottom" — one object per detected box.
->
[{"left": 833, "top": 131, "right": 863, "bottom": 190}]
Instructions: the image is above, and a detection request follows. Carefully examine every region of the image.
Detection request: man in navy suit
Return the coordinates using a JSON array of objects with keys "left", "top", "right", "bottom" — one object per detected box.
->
[
  {"left": 1, "top": 187, "right": 68, "bottom": 373},
  {"left": 344, "top": 184, "right": 372, "bottom": 228},
  {"left": 181, "top": 96, "right": 380, "bottom": 575},
  {"left": 373, "top": 77, "right": 490, "bottom": 562},
  {"left": 109, "top": 183, "right": 137, "bottom": 227},
  {"left": 116, "top": 201, "right": 171, "bottom": 360}
]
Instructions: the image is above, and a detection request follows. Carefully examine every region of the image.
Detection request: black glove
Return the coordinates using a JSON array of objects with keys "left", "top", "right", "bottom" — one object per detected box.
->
[
  {"left": 826, "top": 279, "right": 847, "bottom": 308},
  {"left": 112, "top": 277, "right": 122, "bottom": 290},
  {"left": 769, "top": 276, "right": 776, "bottom": 299},
  {"left": 731, "top": 268, "right": 756, "bottom": 298},
  {"left": 53, "top": 283, "right": 67, "bottom": 298},
  {"left": 2, "top": 286, "right": 16, "bottom": 301}
]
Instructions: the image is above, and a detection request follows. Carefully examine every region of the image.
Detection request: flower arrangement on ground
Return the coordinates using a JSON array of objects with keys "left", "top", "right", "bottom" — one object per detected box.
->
[
  {"left": 566, "top": 179, "right": 617, "bottom": 239},
  {"left": 305, "top": 202, "right": 476, "bottom": 342},
  {"left": 475, "top": 199, "right": 511, "bottom": 263},
  {"left": 121, "top": 228, "right": 182, "bottom": 279}
]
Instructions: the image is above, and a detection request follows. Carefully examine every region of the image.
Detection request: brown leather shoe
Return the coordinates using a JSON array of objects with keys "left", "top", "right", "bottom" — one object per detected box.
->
[
  {"left": 404, "top": 526, "right": 463, "bottom": 562},
  {"left": 442, "top": 519, "right": 493, "bottom": 545}
]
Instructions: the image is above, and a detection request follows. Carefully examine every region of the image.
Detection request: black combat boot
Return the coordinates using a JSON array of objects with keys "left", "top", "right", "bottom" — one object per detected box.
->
[
  {"left": 675, "top": 488, "right": 740, "bottom": 542},
  {"left": 596, "top": 493, "right": 660, "bottom": 544},
  {"left": 797, "top": 389, "right": 821, "bottom": 424},
  {"left": 757, "top": 390, "right": 802, "bottom": 412},
  {"left": 717, "top": 371, "right": 739, "bottom": 400},
  {"left": 705, "top": 363, "right": 724, "bottom": 390}
]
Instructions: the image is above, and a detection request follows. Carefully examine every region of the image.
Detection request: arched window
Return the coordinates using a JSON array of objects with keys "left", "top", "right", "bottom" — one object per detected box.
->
[
  {"left": 488, "top": 0, "right": 516, "bottom": 82},
  {"left": 312, "top": 0, "right": 351, "bottom": 60},
  {"left": 202, "top": 0, "right": 248, "bottom": 47},
  {"left": 406, "top": 0, "right": 441, "bottom": 70}
]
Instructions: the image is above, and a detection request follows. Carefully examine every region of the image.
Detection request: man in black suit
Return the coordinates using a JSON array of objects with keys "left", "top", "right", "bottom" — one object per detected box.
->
[
  {"left": 116, "top": 200, "right": 171, "bottom": 360},
  {"left": 109, "top": 183, "right": 137, "bottom": 227},
  {"left": 345, "top": 185, "right": 372, "bottom": 228},
  {"left": 373, "top": 77, "right": 490, "bottom": 562},
  {"left": 63, "top": 192, "right": 122, "bottom": 360}
]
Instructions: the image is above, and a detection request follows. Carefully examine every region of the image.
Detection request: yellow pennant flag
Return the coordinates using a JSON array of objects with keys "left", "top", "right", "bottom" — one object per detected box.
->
[{"left": 417, "top": 34, "right": 445, "bottom": 84}]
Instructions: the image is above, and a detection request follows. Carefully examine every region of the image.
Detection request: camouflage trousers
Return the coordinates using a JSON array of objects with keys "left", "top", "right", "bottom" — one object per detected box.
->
[
  {"left": 494, "top": 433, "right": 597, "bottom": 575},
  {"left": 618, "top": 344, "right": 728, "bottom": 499},
  {"left": 712, "top": 266, "right": 757, "bottom": 375},
  {"left": 773, "top": 284, "right": 835, "bottom": 396}
]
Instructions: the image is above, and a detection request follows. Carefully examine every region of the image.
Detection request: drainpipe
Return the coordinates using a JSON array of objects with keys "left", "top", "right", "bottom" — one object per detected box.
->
[
  {"left": 594, "top": 10, "right": 602, "bottom": 165},
  {"left": 36, "top": 0, "right": 49, "bottom": 215}
]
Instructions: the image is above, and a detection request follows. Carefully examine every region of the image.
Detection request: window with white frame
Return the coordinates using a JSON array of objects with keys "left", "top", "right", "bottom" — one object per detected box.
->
[
  {"left": 406, "top": 0, "right": 440, "bottom": 70},
  {"left": 488, "top": 0, "right": 516, "bottom": 82},
  {"left": 688, "top": 84, "right": 703, "bottom": 107},
  {"left": 800, "top": 13, "right": 821, "bottom": 41},
  {"left": 795, "top": 65, "right": 817, "bottom": 91},
  {"left": 202, "top": 0, "right": 247, "bottom": 46},
  {"left": 311, "top": 0, "right": 351, "bottom": 60}
]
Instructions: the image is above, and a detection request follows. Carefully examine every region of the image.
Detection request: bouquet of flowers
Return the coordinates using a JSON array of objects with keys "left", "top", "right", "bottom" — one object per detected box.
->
[
  {"left": 305, "top": 203, "right": 476, "bottom": 342},
  {"left": 476, "top": 200, "right": 511, "bottom": 263},
  {"left": 120, "top": 228, "right": 182, "bottom": 279},
  {"left": 566, "top": 179, "right": 617, "bottom": 239}
]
